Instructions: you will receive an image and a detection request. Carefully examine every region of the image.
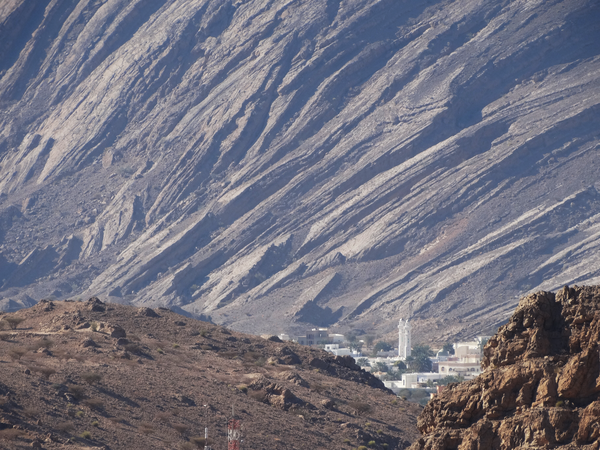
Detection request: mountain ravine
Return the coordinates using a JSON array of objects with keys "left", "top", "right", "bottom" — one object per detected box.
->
[{"left": 0, "top": 0, "right": 599, "bottom": 341}]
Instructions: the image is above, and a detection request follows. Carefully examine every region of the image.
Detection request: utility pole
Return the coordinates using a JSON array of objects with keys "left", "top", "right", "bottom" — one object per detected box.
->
[{"left": 203, "top": 404, "right": 212, "bottom": 450}]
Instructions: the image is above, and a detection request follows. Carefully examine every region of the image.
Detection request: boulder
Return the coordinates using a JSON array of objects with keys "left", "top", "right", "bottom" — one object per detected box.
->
[{"left": 109, "top": 325, "right": 126, "bottom": 339}]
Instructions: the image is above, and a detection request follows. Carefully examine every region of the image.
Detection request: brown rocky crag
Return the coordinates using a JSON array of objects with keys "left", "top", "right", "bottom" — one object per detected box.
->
[{"left": 411, "top": 285, "right": 600, "bottom": 450}]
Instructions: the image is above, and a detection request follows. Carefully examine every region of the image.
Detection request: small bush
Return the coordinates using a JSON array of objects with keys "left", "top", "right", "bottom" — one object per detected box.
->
[
  {"left": 90, "top": 322, "right": 98, "bottom": 332},
  {"left": 0, "top": 333, "right": 10, "bottom": 341},
  {"left": 81, "top": 372, "right": 102, "bottom": 385},
  {"left": 68, "top": 385, "right": 86, "bottom": 400},
  {"left": 8, "top": 348, "right": 27, "bottom": 361},
  {"left": 56, "top": 422, "right": 74, "bottom": 433},
  {"left": 139, "top": 423, "right": 155, "bottom": 435},
  {"left": 556, "top": 400, "right": 565, "bottom": 407},
  {"left": 343, "top": 438, "right": 351, "bottom": 444},
  {"left": 80, "top": 431, "right": 92, "bottom": 439},
  {"left": 365, "top": 422, "right": 371, "bottom": 428},
  {"left": 33, "top": 365, "right": 56, "bottom": 380},
  {"left": 200, "top": 330, "right": 207, "bottom": 337},
  {"left": 124, "top": 343, "right": 142, "bottom": 355},
  {"left": 377, "top": 429, "right": 383, "bottom": 434},
  {"left": 0, "top": 429, "right": 24, "bottom": 441},
  {"left": 83, "top": 398, "right": 104, "bottom": 411},
  {"left": 34, "top": 338, "right": 54, "bottom": 349},
  {"left": 357, "top": 446, "right": 368, "bottom": 450},
  {"left": 23, "top": 406, "right": 40, "bottom": 417},
  {"left": 76, "top": 411, "right": 85, "bottom": 418},
  {"left": 92, "top": 420, "right": 99, "bottom": 427},
  {"left": 383, "top": 444, "right": 389, "bottom": 449},
  {"left": 349, "top": 401, "right": 372, "bottom": 415},
  {"left": 156, "top": 348, "right": 164, "bottom": 354},
  {"left": 367, "top": 441, "right": 376, "bottom": 448},
  {"left": 172, "top": 343, "right": 180, "bottom": 349},
  {"left": 155, "top": 412, "right": 172, "bottom": 423},
  {"left": 237, "top": 384, "right": 248, "bottom": 393},
  {"left": 172, "top": 423, "right": 189, "bottom": 435},
  {"left": 191, "top": 436, "right": 211, "bottom": 448}
]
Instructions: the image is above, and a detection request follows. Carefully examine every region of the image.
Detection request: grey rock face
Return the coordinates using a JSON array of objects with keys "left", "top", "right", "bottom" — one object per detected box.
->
[{"left": 0, "top": 0, "right": 599, "bottom": 341}]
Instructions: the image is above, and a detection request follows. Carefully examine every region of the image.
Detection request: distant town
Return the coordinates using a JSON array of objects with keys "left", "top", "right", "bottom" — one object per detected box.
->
[{"left": 277, "top": 319, "right": 490, "bottom": 405}]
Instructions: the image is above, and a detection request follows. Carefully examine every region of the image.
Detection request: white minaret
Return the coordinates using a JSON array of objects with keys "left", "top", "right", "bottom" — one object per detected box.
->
[{"left": 398, "top": 318, "right": 412, "bottom": 359}]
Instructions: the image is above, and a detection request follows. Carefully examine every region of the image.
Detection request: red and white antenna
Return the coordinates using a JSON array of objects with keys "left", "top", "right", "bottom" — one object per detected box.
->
[{"left": 228, "top": 405, "right": 242, "bottom": 450}]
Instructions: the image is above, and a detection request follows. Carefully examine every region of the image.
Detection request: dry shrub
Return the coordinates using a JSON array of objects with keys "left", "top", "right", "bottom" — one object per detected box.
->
[
  {"left": 23, "top": 406, "right": 40, "bottom": 418},
  {"left": 124, "top": 343, "right": 142, "bottom": 355},
  {"left": 243, "top": 351, "right": 263, "bottom": 362},
  {"left": 83, "top": 398, "right": 104, "bottom": 411},
  {"left": 155, "top": 412, "right": 172, "bottom": 424},
  {"left": 8, "top": 348, "right": 27, "bottom": 361},
  {"left": 32, "top": 338, "right": 54, "bottom": 350},
  {"left": 138, "top": 423, "right": 155, "bottom": 435},
  {"left": 172, "top": 423, "right": 189, "bottom": 435},
  {"left": 0, "top": 333, "right": 11, "bottom": 341},
  {"left": 191, "top": 436, "right": 212, "bottom": 448},
  {"left": 348, "top": 401, "right": 372, "bottom": 415},
  {"left": 68, "top": 385, "right": 86, "bottom": 400},
  {"left": 56, "top": 422, "right": 75, "bottom": 433},
  {"left": 0, "top": 428, "right": 23, "bottom": 441},
  {"left": 219, "top": 351, "right": 239, "bottom": 359},
  {"left": 30, "top": 365, "right": 56, "bottom": 380},
  {"left": 310, "top": 383, "right": 326, "bottom": 393},
  {"left": 81, "top": 372, "right": 102, "bottom": 385}
]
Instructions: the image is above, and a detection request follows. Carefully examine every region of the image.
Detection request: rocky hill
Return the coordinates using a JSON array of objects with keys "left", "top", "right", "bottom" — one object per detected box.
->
[
  {"left": 411, "top": 285, "right": 600, "bottom": 450},
  {"left": 0, "top": 298, "right": 421, "bottom": 449},
  {"left": 1, "top": 0, "right": 600, "bottom": 340}
]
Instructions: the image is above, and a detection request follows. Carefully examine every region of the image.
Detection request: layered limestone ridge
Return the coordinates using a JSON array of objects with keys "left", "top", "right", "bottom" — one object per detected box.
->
[
  {"left": 0, "top": 0, "right": 600, "bottom": 339},
  {"left": 411, "top": 285, "right": 600, "bottom": 450}
]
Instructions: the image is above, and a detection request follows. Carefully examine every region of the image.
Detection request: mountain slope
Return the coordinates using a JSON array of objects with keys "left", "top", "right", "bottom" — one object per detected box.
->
[
  {"left": 0, "top": 298, "right": 421, "bottom": 449},
  {"left": 0, "top": 0, "right": 599, "bottom": 340}
]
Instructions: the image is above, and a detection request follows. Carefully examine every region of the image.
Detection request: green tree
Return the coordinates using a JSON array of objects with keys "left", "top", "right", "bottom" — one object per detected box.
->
[
  {"left": 372, "top": 362, "right": 389, "bottom": 373},
  {"left": 372, "top": 341, "right": 393, "bottom": 355},
  {"left": 364, "top": 335, "right": 375, "bottom": 348},
  {"left": 393, "top": 360, "right": 407, "bottom": 371},
  {"left": 438, "top": 374, "right": 464, "bottom": 385},
  {"left": 356, "top": 358, "right": 370, "bottom": 367},
  {"left": 407, "top": 344, "right": 434, "bottom": 372},
  {"left": 442, "top": 343, "right": 455, "bottom": 355},
  {"left": 478, "top": 338, "right": 489, "bottom": 355}
]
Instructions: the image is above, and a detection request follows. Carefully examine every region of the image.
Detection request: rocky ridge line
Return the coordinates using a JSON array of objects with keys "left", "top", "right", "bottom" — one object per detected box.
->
[{"left": 411, "top": 285, "right": 600, "bottom": 450}]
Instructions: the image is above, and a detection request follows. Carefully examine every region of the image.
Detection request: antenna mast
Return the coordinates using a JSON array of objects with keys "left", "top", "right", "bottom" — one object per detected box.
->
[{"left": 227, "top": 404, "right": 242, "bottom": 450}]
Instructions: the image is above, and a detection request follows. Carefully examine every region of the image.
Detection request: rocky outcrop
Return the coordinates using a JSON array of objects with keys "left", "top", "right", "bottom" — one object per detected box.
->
[
  {"left": 411, "top": 285, "right": 600, "bottom": 450},
  {"left": 0, "top": 0, "right": 600, "bottom": 340}
]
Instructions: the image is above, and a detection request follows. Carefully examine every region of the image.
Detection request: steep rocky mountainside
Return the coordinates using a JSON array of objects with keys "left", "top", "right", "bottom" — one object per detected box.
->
[
  {"left": 411, "top": 285, "right": 600, "bottom": 450},
  {"left": 0, "top": 298, "right": 421, "bottom": 449},
  {"left": 0, "top": 0, "right": 599, "bottom": 340}
]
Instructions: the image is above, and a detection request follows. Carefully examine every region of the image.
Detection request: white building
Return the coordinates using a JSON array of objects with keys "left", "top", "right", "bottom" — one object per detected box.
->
[
  {"left": 398, "top": 318, "right": 411, "bottom": 359},
  {"left": 323, "top": 344, "right": 352, "bottom": 356},
  {"left": 385, "top": 372, "right": 445, "bottom": 391}
]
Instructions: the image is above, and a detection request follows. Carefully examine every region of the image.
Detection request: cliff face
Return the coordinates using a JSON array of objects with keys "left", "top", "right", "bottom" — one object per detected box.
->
[
  {"left": 1, "top": 0, "right": 600, "bottom": 339},
  {"left": 411, "top": 285, "right": 600, "bottom": 450}
]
